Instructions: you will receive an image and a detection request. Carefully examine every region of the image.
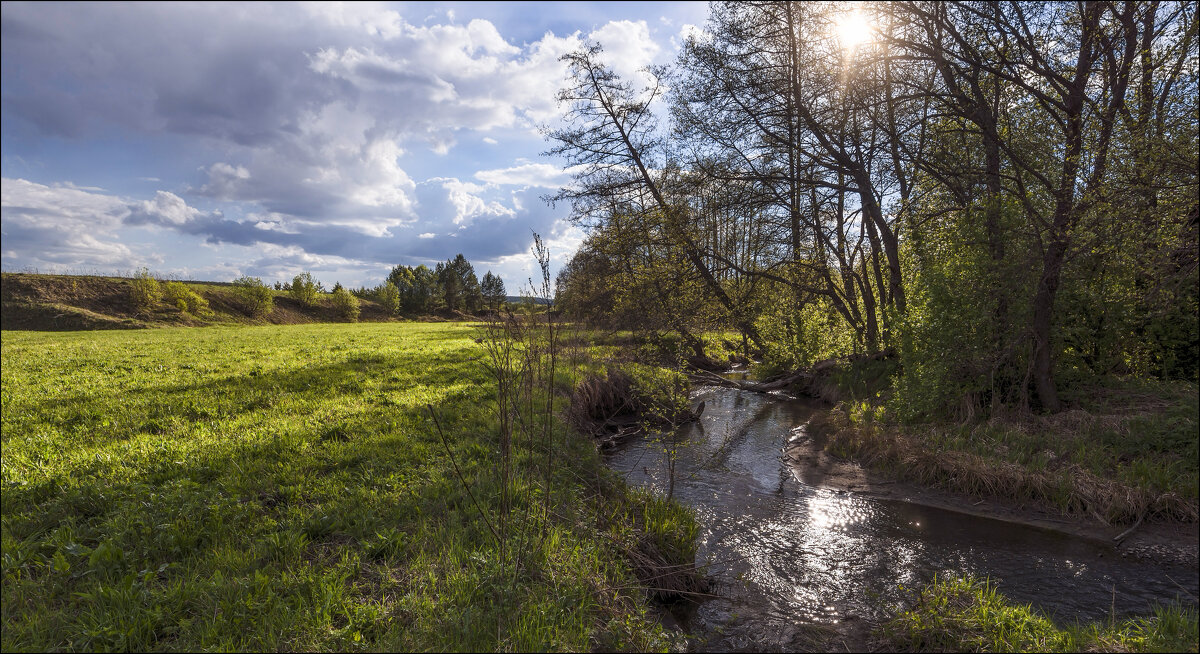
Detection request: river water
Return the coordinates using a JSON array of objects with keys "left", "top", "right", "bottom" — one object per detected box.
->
[{"left": 606, "top": 384, "right": 1199, "bottom": 651}]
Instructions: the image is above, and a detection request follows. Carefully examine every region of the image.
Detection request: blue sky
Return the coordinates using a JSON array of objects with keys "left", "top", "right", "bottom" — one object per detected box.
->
[{"left": 1, "top": 1, "right": 710, "bottom": 291}]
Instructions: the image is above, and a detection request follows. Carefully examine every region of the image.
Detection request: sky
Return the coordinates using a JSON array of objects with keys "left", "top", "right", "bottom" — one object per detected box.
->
[{"left": 0, "top": 1, "right": 710, "bottom": 291}]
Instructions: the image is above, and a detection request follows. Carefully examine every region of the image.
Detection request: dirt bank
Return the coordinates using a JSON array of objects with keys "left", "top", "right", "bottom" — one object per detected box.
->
[{"left": 785, "top": 416, "right": 1199, "bottom": 570}]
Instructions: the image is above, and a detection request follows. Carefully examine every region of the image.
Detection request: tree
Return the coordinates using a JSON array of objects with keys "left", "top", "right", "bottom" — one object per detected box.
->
[
  {"left": 231, "top": 275, "right": 273, "bottom": 317},
  {"left": 389, "top": 264, "right": 437, "bottom": 313},
  {"left": 128, "top": 267, "right": 161, "bottom": 314},
  {"left": 546, "top": 1, "right": 1197, "bottom": 414},
  {"left": 377, "top": 281, "right": 400, "bottom": 314},
  {"left": 330, "top": 285, "right": 360, "bottom": 322},
  {"left": 290, "top": 271, "right": 319, "bottom": 307},
  {"left": 435, "top": 254, "right": 483, "bottom": 312},
  {"left": 164, "top": 280, "right": 212, "bottom": 316},
  {"left": 435, "top": 261, "right": 460, "bottom": 310},
  {"left": 481, "top": 271, "right": 506, "bottom": 311},
  {"left": 547, "top": 42, "right": 764, "bottom": 349}
]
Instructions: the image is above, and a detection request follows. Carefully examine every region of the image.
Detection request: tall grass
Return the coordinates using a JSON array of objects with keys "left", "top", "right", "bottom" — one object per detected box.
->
[{"left": 823, "top": 369, "right": 1198, "bottom": 523}]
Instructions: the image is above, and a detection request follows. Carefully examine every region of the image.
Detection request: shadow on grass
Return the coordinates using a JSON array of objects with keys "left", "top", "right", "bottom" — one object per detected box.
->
[{"left": 5, "top": 351, "right": 499, "bottom": 552}]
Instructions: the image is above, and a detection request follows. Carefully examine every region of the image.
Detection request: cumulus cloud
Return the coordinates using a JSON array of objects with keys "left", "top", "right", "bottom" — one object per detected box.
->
[
  {"left": 127, "top": 190, "right": 208, "bottom": 226},
  {"left": 0, "top": 4, "right": 682, "bottom": 283},
  {"left": 1, "top": 178, "right": 134, "bottom": 266},
  {"left": 588, "top": 20, "right": 660, "bottom": 85},
  {"left": 1, "top": 174, "right": 567, "bottom": 282}
]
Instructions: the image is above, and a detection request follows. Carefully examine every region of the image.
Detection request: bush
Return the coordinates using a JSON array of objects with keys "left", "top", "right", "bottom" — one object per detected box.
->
[
  {"left": 330, "top": 286, "right": 360, "bottom": 322},
  {"left": 377, "top": 281, "right": 400, "bottom": 314},
  {"left": 290, "top": 272, "right": 319, "bottom": 307},
  {"left": 128, "top": 268, "right": 161, "bottom": 314},
  {"left": 232, "top": 276, "right": 274, "bottom": 317},
  {"left": 163, "top": 281, "right": 212, "bottom": 316}
]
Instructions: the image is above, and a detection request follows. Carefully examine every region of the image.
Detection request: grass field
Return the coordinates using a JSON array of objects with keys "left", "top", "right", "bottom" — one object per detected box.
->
[{"left": 1, "top": 322, "right": 690, "bottom": 651}]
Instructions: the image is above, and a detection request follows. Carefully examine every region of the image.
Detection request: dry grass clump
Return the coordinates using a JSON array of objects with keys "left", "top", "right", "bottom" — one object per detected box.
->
[
  {"left": 622, "top": 535, "right": 709, "bottom": 602},
  {"left": 824, "top": 408, "right": 1198, "bottom": 524},
  {"left": 567, "top": 367, "right": 639, "bottom": 431},
  {"left": 1022, "top": 409, "right": 1131, "bottom": 440},
  {"left": 566, "top": 365, "right": 696, "bottom": 448}
]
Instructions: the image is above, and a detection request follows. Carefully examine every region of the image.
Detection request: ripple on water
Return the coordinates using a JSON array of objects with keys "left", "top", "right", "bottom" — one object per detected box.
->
[{"left": 606, "top": 386, "right": 1199, "bottom": 651}]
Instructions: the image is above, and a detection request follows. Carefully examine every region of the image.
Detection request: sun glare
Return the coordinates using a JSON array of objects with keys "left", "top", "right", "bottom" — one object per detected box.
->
[{"left": 833, "top": 10, "right": 874, "bottom": 50}]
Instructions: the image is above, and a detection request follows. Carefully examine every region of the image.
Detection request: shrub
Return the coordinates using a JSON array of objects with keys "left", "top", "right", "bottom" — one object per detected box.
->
[
  {"left": 330, "top": 285, "right": 360, "bottom": 322},
  {"left": 128, "top": 268, "right": 162, "bottom": 314},
  {"left": 163, "top": 281, "right": 212, "bottom": 317},
  {"left": 232, "top": 276, "right": 274, "bottom": 317},
  {"left": 290, "top": 272, "right": 319, "bottom": 307},
  {"left": 377, "top": 281, "right": 400, "bottom": 314}
]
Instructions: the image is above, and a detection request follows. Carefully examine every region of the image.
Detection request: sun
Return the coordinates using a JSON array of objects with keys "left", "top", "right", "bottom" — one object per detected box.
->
[{"left": 833, "top": 10, "right": 874, "bottom": 51}]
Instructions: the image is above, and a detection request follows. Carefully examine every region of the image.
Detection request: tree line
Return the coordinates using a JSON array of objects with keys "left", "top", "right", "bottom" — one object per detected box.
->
[
  {"left": 275, "top": 254, "right": 507, "bottom": 316},
  {"left": 550, "top": 0, "right": 1197, "bottom": 415}
]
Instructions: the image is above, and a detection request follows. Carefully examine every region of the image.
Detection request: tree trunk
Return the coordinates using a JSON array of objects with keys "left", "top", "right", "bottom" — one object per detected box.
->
[{"left": 1031, "top": 238, "right": 1068, "bottom": 412}]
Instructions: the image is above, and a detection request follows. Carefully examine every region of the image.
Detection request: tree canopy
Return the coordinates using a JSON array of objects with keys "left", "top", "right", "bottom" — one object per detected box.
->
[{"left": 550, "top": 0, "right": 1198, "bottom": 415}]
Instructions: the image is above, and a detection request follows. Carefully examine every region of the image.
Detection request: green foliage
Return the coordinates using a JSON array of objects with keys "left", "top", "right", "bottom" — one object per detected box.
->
[
  {"left": 755, "top": 297, "right": 854, "bottom": 376},
  {"left": 290, "top": 272, "right": 319, "bottom": 307},
  {"left": 231, "top": 276, "right": 274, "bottom": 318},
  {"left": 480, "top": 271, "right": 506, "bottom": 311},
  {"left": 388, "top": 264, "right": 437, "bottom": 314},
  {"left": 623, "top": 362, "right": 692, "bottom": 425},
  {"left": 557, "top": 218, "right": 718, "bottom": 340},
  {"left": 880, "top": 575, "right": 1198, "bottom": 653},
  {"left": 435, "top": 254, "right": 483, "bottom": 313},
  {"left": 330, "top": 285, "right": 360, "bottom": 322},
  {"left": 163, "top": 281, "right": 212, "bottom": 317},
  {"left": 0, "top": 324, "right": 686, "bottom": 652},
  {"left": 375, "top": 281, "right": 400, "bottom": 314},
  {"left": 888, "top": 194, "right": 1032, "bottom": 420},
  {"left": 127, "top": 268, "right": 161, "bottom": 314}
]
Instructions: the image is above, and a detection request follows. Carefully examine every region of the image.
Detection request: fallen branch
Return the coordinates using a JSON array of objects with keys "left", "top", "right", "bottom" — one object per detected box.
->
[
  {"left": 690, "top": 368, "right": 812, "bottom": 394},
  {"left": 1113, "top": 509, "right": 1147, "bottom": 545}
]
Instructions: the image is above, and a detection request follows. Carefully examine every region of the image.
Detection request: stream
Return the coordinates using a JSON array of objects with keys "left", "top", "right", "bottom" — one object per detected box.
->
[{"left": 606, "top": 383, "right": 1199, "bottom": 651}]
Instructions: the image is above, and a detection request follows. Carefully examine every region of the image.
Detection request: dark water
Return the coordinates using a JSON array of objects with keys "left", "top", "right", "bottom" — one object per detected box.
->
[{"left": 607, "top": 385, "right": 1199, "bottom": 651}]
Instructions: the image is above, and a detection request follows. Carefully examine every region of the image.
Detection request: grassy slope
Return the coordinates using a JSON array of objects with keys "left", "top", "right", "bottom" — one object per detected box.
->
[
  {"left": 813, "top": 357, "right": 1198, "bottom": 524},
  {"left": 879, "top": 575, "right": 1198, "bottom": 653},
  {"left": 1, "top": 323, "right": 686, "bottom": 651},
  {"left": 0, "top": 273, "right": 399, "bottom": 330}
]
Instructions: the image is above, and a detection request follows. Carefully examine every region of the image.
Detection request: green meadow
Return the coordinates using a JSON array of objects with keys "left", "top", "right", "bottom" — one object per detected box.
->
[{"left": 1, "top": 323, "right": 688, "bottom": 651}]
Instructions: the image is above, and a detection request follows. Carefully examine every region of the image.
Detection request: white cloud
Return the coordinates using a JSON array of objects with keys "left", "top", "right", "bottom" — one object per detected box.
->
[
  {"left": 198, "top": 162, "right": 251, "bottom": 200},
  {"left": 132, "top": 190, "right": 203, "bottom": 226},
  {"left": 1, "top": 178, "right": 129, "bottom": 228},
  {"left": 475, "top": 161, "right": 571, "bottom": 188},
  {"left": 0, "top": 4, "right": 695, "bottom": 285},
  {"left": 0, "top": 178, "right": 134, "bottom": 266},
  {"left": 588, "top": 20, "right": 660, "bottom": 85}
]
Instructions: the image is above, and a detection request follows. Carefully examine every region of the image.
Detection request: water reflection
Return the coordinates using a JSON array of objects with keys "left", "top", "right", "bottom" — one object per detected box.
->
[{"left": 607, "top": 385, "right": 1199, "bottom": 651}]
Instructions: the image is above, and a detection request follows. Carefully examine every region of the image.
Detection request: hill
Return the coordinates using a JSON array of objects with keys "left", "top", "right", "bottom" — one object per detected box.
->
[
  {"left": 505, "top": 295, "right": 551, "bottom": 305},
  {"left": 0, "top": 273, "right": 403, "bottom": 330}
]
